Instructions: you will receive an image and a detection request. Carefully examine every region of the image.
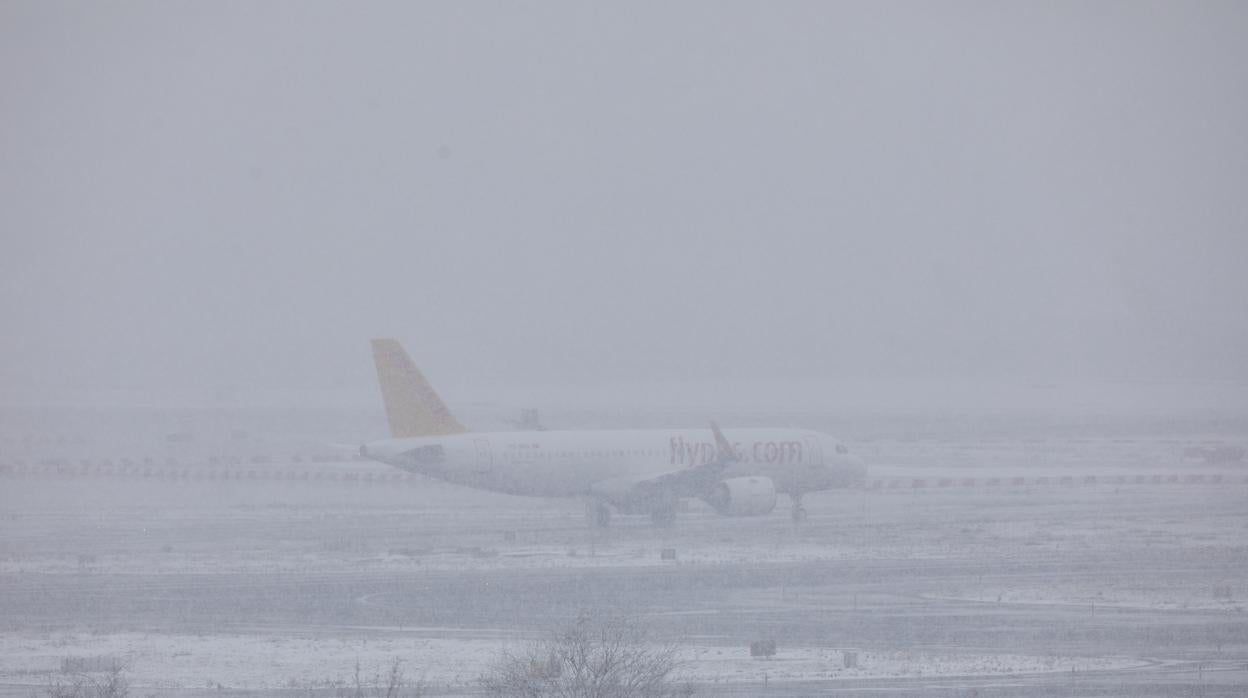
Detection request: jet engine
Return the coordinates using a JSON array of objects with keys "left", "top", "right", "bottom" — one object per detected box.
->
[{"left": 706, "top": 476, "right": 778, "bottom": 517}]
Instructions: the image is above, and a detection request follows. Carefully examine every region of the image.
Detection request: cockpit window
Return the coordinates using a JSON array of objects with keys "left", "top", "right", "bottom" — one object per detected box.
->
[{"left": 835, "top": 443, "right": 848, "bottom": 454}]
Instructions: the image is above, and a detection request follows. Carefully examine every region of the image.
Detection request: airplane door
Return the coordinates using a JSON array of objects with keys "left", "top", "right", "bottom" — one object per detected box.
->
[
  {"left": 804, "top": 435, "right": 822, "bottom": 464},
  {"left": 474, "top": 438, "right": 493, "bottom": 472}
]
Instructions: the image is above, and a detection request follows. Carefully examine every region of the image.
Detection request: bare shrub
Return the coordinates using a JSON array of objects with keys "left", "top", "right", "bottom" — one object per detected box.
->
[
  {"left": 480, "top": 615, "right": 692, "bottom": 697},
  {"left": 38, "top": 665, "right": 128, "bottom": 698},
  {"left": 336, "top": 658, "right": 422, "bottom": 698}
]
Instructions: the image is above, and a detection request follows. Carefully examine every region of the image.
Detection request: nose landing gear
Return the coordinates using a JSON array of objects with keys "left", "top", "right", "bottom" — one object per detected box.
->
[{"left": 791, "top": 492, "right": 808, "bottom": 522}]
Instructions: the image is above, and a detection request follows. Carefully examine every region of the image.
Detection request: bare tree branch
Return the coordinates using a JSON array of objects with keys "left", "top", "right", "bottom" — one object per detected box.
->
[{"left": 481, "top": 614, "right": 691, "bottom": 698}]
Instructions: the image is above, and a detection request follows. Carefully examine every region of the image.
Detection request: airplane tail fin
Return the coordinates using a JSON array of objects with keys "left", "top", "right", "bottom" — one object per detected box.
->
[{"left": 370, "top": 338, "right": 468, "bottom": 438}]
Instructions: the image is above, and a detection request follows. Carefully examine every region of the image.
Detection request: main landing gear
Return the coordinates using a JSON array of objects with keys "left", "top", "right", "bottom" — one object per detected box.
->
[
  {"left": 587, "top": 499, "right": 612, "bottom": 528},
  {"left": 649, "top": 505, "right": 677, "bottom": 528},
  {"left": 791, "top": 492, "right": 808, "bottom": 523}
]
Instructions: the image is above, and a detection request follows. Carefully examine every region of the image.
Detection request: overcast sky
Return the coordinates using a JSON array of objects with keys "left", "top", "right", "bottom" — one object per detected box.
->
[{"left": 3, "top": 1, "right": 1247, "bottom": 408}]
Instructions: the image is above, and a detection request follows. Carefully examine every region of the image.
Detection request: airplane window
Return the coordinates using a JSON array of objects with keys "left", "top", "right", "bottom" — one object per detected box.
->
[{"left": 402, "top": 444, "right": 445, "bottom": 464}]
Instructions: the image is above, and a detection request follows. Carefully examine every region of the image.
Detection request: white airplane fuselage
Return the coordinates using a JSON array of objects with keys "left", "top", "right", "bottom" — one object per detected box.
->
[
  {"left": 360, "top": 338, "right": 866, "bottom": 523},
  {"left": 362, "top": 427, "right": 865, "bottom": 502}
]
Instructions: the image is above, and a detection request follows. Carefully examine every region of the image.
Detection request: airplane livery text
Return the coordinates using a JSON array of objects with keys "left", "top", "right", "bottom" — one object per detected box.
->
[{"left": 670, "top": 436, "right": 803, "bottom": 466}]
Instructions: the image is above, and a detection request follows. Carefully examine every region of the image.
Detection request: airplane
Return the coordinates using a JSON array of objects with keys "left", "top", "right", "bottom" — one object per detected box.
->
[{"left": 359, "top": 339, "right": 867, "bottom": 527}]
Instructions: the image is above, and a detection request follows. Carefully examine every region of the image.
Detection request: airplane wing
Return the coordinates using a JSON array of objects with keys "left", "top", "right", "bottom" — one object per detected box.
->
[{"left": 589, "top": 422, "right": 739, "bottom": 509}]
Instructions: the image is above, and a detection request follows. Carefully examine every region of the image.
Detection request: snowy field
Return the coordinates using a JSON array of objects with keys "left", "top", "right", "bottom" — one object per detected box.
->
[
  {"left": 0, "top": 630, "right": 1145, "bottom": 693},
  {"left": 1, "top": 406, "right": 1246, "bottom": 695}
]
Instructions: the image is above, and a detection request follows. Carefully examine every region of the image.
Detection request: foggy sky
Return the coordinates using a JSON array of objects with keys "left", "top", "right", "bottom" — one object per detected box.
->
[{"left": 3, "top": 1, "right": 1247, "bottom": 408}]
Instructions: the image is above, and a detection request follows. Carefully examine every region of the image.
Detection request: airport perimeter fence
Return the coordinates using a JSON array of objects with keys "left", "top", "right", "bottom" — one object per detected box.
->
[
  {"left": 864, "top": 472, "right": 1246, "bottom": 490},
  {"left": 0, "top": 454, "right": 423, "bottom": 484},
  {"left": 0, "top": 455, "right": 1245, "bottom": 489}
]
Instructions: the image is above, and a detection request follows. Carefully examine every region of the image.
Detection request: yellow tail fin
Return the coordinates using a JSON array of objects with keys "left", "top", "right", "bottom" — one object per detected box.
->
[{"left": 370, "top": 339, "right": 468, "bottom": 438}]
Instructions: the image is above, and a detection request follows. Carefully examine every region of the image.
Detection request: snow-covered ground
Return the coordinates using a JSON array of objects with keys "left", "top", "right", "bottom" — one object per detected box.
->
[
  {"left": 931, "top": 577, "right": 1246, "bottom": 612},
  {"left": 0, "top": 630, "right": 1143, "bottom": 693},
  {"left": 2, "top": 406, "right": 1245, "bottom": 694},
  {"left": 2, "top": 463, "right": 1244, "bottom": 579}
]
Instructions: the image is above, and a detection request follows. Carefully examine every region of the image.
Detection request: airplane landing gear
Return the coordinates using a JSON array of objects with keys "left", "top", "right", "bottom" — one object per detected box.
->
[
  {"left": 587, "top": 500, "right": 612, "bottom": 528},
  {"left": 791, "top": 493, "right": 808, "bottom": 523},
  {"left": 650, "top": 505, "right": 677, "bottom": 528}
]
